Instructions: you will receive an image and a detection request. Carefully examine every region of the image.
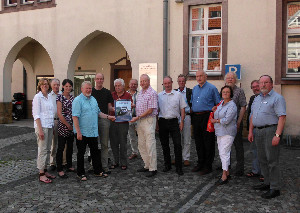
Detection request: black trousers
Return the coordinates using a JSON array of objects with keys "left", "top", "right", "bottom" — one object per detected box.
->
[
  {"left": 158, "top": 118, "right": 183, "bottom": 169},
  {"left": 56, "top": 135, "right": 74, "bottom": 172},
  {"left": 75, "top": 135, "right": 102, "bottom": 176},
  {"left": 233, "top": 122, "right": 244, "bottom": 173},
  {"left": 192, "top": 112, "right": 215, "bottom": 170}
]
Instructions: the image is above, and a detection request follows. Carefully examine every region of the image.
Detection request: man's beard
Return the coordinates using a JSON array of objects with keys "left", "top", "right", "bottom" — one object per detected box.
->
[
  {"left": 260, "top": 88, "right": 268, "bottom": 94},
  {"left": 85, "top": 93, "right": 91, "bottom": 97}
]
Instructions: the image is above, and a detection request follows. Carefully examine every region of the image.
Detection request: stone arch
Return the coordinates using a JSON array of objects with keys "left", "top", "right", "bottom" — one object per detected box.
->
[
  {"left": 2, "top": 36, "right": 54, "bottom": 102},
  {"left": 67, "top": 30, "right": 132, "bottom": 81},
  {"left": 1, "top": 36, "right": 54, "bottom": 122}
]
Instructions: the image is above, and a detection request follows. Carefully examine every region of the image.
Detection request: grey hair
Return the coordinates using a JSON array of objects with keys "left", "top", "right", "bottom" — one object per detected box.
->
[
  {"left": 81, "top": 81, "right": 92, "bottom": 88},
  {"left": 51, "top": 78, "right": 60, "bottom": 85},
  {"left": 224, "top": 72, "right": 238, "bottom": 81},
  {"left": 114, "top": 78, "right": 125, "bottom": 87},
  {"left": 140, "top": 74, "right": 150, "bottom": 81},
  {"left": 130, "top": 79, "right": 138, "bottom": 84},
  {"left": 163, "top": 76, "right": 173, "bottom": 82}
]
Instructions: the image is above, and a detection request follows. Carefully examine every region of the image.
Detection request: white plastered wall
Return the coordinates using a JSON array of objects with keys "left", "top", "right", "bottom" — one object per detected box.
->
[
  {"left": 227, "top": 0, "right": 277, "bottom": 100},
  {"left": 0, "top": 0, "right": 163, "bottom": 102}
]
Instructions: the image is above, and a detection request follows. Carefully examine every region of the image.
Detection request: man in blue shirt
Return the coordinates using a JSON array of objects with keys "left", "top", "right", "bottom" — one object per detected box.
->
[
  {"left": 191, "top": 70, "right": 221, "bottom": 175},
  {"left": 73, "top": 81, "right": 115, "bottom": 181},
  {"left": 248, "top": 75, "right": 286, "bottom": 199}
]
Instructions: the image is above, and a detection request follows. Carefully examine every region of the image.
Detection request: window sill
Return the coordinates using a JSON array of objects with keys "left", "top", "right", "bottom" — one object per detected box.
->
[
  {"left": 4, "top": 3, "right": 17, "bottom": 7},
  {"left": 187, "top": 72, "right": 224, "bottom": 81}
]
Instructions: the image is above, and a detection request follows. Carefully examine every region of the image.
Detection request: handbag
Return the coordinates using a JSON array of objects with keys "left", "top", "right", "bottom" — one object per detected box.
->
[{"left": 206, "top": 100, "right": 223, "bottom": 132}]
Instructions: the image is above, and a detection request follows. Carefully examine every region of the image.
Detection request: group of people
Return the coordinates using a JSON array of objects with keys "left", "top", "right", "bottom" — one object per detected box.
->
[{"left": 32, "top": 70, "right": 286, "bottom": 199}]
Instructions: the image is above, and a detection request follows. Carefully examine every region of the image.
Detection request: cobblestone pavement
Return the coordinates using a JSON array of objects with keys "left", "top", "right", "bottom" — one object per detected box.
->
[{"left": 0, "top": 123, "right": 299, "bottom": 213}]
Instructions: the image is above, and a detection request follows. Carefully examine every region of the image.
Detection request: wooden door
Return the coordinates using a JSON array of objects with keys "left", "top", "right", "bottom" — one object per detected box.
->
[{"left": 116, "top": 69, "right": 132, "bottom": 91}]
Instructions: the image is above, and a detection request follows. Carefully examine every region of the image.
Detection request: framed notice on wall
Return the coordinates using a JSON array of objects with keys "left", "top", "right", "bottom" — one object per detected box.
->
[{"left": 139, "top": 63, "right": 158, "bottom": 91}]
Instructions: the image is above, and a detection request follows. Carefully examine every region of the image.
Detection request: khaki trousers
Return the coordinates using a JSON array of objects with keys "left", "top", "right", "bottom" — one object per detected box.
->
[
  {"left": 36, "top": 127, "right": 53, "bottom": 170},
  {"left": 136, "top": 116, "right": 157, "bottom": 171}
]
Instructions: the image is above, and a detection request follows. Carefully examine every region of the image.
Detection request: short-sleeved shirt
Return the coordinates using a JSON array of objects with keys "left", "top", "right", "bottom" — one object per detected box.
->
[
  {"left": 232, "top": 85, "right": 247, "bottom": 116},
  {"left": 57, "top": 94, "right": 74, "bottom": 137},
  {"left": 91, "top": 87, "right": 114, "bottom": 114},
  {"left": 158, "top": 90, "right": 187, "bottom": 119},
  {"left": 136, "top": 86, "right": 158, "bottom": 118},
  {"left": 214, "top": 100, "right": 237, "bottom": 137},
  {"left": 110, "top": 91, "right": 133, "bottom": 121},
  {"left": 251, "top": 90, "right": 286, "bottom": 127},
  {"left": 191, "top": 82, "right": 221, "bottom": 112},
  {"left": 72, "top": 93, "right": 100, "bottom": 137}
]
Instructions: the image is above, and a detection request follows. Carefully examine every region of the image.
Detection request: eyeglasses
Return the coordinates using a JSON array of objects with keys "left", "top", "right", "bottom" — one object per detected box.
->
[{"left": 259, "top": 82, "right": 271, "bottom": 85}]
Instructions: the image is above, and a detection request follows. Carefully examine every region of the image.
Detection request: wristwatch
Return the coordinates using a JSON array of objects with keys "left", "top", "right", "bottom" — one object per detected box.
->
[{"left": 275, "top": 133, "right": 280, "bottom": 138}]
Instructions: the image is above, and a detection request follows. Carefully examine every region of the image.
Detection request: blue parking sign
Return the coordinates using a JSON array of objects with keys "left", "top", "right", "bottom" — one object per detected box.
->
[{"left": 225, "top": 64, "right": 241, "bottom": 80}]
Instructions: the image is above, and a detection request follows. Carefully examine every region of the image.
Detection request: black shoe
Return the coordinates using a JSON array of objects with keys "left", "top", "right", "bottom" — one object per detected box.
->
[
  {"left": 215, "top": 178, "right": 228, "bottom": 186},
  {"left": 191, "top": 166, "right": 202, "bottom": 172},
  {"left": 49, "top": 165, "right": 56, "bottom": 171},
  {"left": 253, "top": 184, "right": 270, "bottom": 191},
  {"left": 234, "top": 171, "right": 244, "bottom": 176},
  {"left": 137, "top": 167, "right": 149, "bottom": 172},
  {"left": 163, "top": 166, "right": 171, "bottom": 172},
  {"left": 146, "top": 170, "right": 157, "bottom": 177},
  {"left": 261, "top": 189, "right": 280, "bottom": 199},
  {"left": 199, "top": 168, "right": 212, "bottom": 176},
  {"left": 176, "top": 168, "right": 184, "bottom": 176}
]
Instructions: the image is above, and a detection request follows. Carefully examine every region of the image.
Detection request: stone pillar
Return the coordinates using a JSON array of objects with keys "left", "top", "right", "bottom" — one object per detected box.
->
[{"left": 0, "top": 102, "right": 12, "bottom": 124}]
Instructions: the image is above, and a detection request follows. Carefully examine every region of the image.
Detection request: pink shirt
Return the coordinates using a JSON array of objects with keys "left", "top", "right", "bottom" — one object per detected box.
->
[{"left": 136, "top": 86, "right": 158, "bottom": 118}]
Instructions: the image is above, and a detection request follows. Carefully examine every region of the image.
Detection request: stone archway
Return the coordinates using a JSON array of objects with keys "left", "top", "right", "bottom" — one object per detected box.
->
[
  {"left": 67, "top": 30, "right": 132, "bottom": 92},
  {"left": 1, "top": 37, "right": 54, "bottom": 123}
]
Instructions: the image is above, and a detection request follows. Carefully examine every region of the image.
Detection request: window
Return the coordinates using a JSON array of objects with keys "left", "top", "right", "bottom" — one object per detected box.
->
[
  {"left": 6, "top": 0, "right": 17, "bottom": 6},
  {"left": 189, "top": 4, "right": 222, "bottom": 76},
  {"left": 22, "top": 0, "right": 34, "bottom": 4},
  {"left": 286, "top": 2, "right": 300, "bottom": 76}
]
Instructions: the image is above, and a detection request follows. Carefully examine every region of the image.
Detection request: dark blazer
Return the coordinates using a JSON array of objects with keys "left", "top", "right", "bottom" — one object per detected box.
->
[{"left": 175, "top": 87, "right": 192, "bottom": 108}]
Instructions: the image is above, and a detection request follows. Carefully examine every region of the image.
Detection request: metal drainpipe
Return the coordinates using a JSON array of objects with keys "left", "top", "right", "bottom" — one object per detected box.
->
[{"left": 163, "top": 0, "right": 168, "bottom": 79}]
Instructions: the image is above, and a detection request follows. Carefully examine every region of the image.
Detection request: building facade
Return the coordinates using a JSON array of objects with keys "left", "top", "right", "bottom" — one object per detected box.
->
[{"left": 0, "top": 0, "right": 299, "bottom": 137}]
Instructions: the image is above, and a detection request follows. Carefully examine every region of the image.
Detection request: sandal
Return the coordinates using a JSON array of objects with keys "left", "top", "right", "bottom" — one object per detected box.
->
[
  {"left": 121, "top": 165, "right": 127, "bottom": 170},
  {"left": 94, "top": 172, "right": 108, "bottom": 178},
  {"left": 259, "top": 175, "right": 264, "bottom": 182},
  {"left": 58, "top": 172, "right": 68, "bottom": 179},
  {"left": 67, "top": 168, "right": 76, "bottom": 173},
  {"left": 109, "top": 164, "right": 119, "bottom": 169},
  {"left": 44, "top": 169, "right": 56, "bottom": 179},
  {"left": 77, "top": 175, "right": 87, "bottom": 181},
  {"left": 246, "top": 171, "right": 260, "bottom": 178},
  {"left": 39, "top": 173, "right": 52, "bottom": 183}
]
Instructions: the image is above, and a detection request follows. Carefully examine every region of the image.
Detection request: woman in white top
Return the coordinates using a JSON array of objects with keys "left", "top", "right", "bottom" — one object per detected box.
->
[
  {"left": 32, "top": 78, "right": 56, "bottom": 183},
  {"left": 211, "top": 85, "right": 237, "bottom": 185}
]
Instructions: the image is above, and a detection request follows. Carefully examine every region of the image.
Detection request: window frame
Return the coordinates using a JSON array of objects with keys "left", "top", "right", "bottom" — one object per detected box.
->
[
  {"left": 276, "top": 0, "right": 300, "bottom": 84},
  {"left": 189, "top": 4, "right": 222, "bottom": 76},
  {"left": 183, "top": 0, "right": 227, "bottom": 80}
]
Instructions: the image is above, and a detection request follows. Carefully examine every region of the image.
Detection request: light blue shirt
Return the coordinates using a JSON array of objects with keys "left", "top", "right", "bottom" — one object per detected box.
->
[
  {"left": 214, "top": 100, "right": 237, "bottom": 137},
  {"left": 158, "top": 90, "right": 187, "bottom": 119},
  {"left": 72, "top": 93, "right": 100, "bottom": 137},
  {"left": 191, "top": 82, "right": 221, "bottom": 112},
  {"left": 251, "top": 90, "right": 286, "bottom": 127}
]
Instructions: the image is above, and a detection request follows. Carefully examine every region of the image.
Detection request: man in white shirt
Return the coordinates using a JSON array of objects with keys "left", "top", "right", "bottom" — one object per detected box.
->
[
  {"left": 49, "top": 78, "right": 60, "bottom": 171},
  {"left": 158, "top": 76, "right": 187, "bottom": 175}
]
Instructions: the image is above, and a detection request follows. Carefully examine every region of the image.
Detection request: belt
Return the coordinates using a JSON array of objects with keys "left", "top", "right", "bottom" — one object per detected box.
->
[
  {"left": 194, "top": 111, "right": 211, "bottom": 115},
  {"left": 186, "top": 113, "right": 191, "bottom": 116},
  {"left": 254, "top": 124, "right": 277, "bottom": 129},
  {"left": 54, "top": 118, "right": 59, "bottom": 120},
  {"left": 160, "top": 118, "right": 177, "bottom": 121}
]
